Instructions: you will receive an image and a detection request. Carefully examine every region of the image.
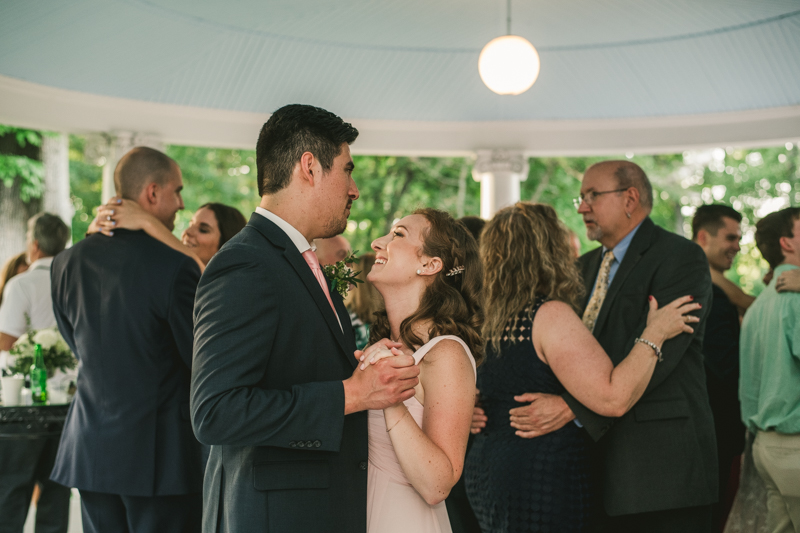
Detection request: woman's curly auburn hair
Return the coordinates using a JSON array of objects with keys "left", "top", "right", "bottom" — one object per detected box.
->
[
  {"left": 482, "top": 202, "right": 584, "bottom": 350},
  {"left": 369, "top": 208, "right": 485, "bottom": 365}
]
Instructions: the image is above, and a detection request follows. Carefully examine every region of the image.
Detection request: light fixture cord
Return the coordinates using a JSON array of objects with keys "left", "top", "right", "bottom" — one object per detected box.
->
[{"left": 506, "top": 0, "right": 512, "bottom": 35}]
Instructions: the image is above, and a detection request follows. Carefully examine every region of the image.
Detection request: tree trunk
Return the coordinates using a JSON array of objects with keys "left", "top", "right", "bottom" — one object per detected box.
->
[{"left": 0, "top": 133, "right": 42, "bottom": 266}]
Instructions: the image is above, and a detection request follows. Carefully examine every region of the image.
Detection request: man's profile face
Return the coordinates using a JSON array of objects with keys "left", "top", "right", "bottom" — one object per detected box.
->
[
  {"left": 153, "top": 165, "right": 185, "bottom": 231},
  {"left": 318, "top": 144, "right": 359, "bottom": 238},
  {"left": 576, "top": 166, "right": 628, "bottom": 244},
  {"left": 702, "top": 216, "right": 741, "bottom": 272}
]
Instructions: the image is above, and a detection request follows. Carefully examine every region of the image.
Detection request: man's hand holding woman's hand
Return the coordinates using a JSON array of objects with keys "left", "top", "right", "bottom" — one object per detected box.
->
[{"left": 343, "top": 339, "right": 419, "bottom": 414}]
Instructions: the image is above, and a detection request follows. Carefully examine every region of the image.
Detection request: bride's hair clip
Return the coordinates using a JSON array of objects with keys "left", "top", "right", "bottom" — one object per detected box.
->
[{"left": 446, "top": 265, "right": 465, "bottom": 277}]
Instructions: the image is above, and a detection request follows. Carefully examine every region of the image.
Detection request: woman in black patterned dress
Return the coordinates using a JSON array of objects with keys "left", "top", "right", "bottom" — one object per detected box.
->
[{"left": 465, "top": 203, "right": 700, "bottom": 532}]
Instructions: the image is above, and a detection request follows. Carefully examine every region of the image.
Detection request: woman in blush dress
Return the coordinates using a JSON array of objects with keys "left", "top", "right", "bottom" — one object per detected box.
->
[
  {"left": 358, "top": 208, "right": 483, "bottom": 533},
  {"left": 465, "top": 202, "right": 701, "bottom": 533},
  {"left": 91, "top": 199, "right": 246, "bottom": 270}
]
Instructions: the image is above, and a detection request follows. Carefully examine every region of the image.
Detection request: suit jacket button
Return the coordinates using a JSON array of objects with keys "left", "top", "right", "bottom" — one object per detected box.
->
[
  {"left": 314, "top": 440, "right": 321, "bottom": 448},
  {"left": 359, "top": 461, "right": 367, "bottom": 470},
  {"left": 298, "top": 441, "right": 305, "bottom": 448},
  {"left": 289, "top": 441, "right": 296, "bottom": 448}
]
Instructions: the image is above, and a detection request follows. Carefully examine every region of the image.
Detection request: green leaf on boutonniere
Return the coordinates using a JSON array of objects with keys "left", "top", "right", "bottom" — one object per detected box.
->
[{"left": 322, "top": 251, "right": 364, "bottom": 299}]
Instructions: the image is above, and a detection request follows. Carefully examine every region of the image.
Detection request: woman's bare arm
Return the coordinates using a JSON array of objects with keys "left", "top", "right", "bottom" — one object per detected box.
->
[
  {"left": 382, "top": 340, "right": 475, "bottom": 505},
  {"left": 93, "top": 199, "right": 205, "bottom": 272},
  {"left": 534, "top": 297, "right": 699, "bottom": 417}
]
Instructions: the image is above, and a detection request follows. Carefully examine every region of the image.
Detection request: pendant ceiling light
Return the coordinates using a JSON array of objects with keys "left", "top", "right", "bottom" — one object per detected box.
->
[{"left": 478, "top": 0, "right": 540, "bottom": 95}]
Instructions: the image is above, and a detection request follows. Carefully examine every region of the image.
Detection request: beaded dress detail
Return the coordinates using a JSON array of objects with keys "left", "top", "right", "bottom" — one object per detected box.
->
[{"left": 465, "top": 298, "right": 596, "bottom": 532}]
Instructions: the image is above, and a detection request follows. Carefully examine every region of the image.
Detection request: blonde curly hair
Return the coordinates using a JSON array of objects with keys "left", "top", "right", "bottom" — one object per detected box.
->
[{"left": 482, "top": 202, "right": 584, "bottom": 349}]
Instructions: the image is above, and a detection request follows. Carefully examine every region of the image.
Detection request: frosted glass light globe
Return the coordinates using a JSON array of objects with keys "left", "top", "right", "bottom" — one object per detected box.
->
[{"left": 478, "top": 35, "right": 540, "bottom": 95}]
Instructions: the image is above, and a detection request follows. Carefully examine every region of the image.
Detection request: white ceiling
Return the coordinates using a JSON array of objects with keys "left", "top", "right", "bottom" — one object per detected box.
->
[{"left": 1, "top": 0, "right": 799, "bottom": 154}]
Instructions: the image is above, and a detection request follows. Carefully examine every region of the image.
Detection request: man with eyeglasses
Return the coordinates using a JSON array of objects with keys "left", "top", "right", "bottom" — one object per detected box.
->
[{"left": 473, "top": 161, "right": 717, "bottom": 531}]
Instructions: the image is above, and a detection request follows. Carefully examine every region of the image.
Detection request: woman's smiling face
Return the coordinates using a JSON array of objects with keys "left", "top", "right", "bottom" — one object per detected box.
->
[
  {"left": 368, "top": 214, "right": 431, "bottom": 287},
  {"left": 181, "top": 207, "right": 220, "bottom": 265}
]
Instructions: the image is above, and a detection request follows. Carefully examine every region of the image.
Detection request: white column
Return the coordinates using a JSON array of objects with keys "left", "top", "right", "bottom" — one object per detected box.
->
[
  {"left": 41, "top": 133, "right": 74, "bottom": 230},
  {"left": 472, "top": 150, "right": 529, "bottom": 219},
  {"left": 100, "top": 131, "right": 164, "bottom": 202}
]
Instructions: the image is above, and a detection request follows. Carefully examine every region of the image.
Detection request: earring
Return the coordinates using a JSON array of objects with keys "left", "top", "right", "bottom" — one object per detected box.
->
[
  {"left": 416, "top": 269, "right": 422, "bottom": 275},
  {"left": 626, "top": 212, "right": 631, "bottom": 219}
]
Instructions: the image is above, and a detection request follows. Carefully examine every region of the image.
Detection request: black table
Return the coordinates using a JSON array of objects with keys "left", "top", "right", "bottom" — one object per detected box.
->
[{"left": 0, "top": 405, "right": 70, "bottom": 439}]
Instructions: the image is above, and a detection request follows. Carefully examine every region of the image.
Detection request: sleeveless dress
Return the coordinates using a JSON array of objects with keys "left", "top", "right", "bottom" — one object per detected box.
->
[
  {"left": 367, "top": 335, "right": 478, "bottom": 533},
  {"left": 465, "top": 299, "right": 597, "bottom": 533}
]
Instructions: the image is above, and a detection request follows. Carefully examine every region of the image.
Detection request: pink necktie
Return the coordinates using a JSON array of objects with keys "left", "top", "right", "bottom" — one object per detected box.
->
[{"left": 302, "top": 250, "right": 338, "bottom": 318}]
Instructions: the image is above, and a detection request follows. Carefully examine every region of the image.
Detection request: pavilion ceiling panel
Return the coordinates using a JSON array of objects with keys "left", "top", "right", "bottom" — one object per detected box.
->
[{"left": 0, "top": 0, "right": 798, "bottom": 153}]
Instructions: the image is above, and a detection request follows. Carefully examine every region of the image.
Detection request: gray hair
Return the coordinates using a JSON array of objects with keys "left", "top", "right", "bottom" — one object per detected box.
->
[
  {"left": 612, "top": 161, "right": 653, "bottom": 211},
  {"left": 28, "top": 213, "right": 70, "bottom": 257}
]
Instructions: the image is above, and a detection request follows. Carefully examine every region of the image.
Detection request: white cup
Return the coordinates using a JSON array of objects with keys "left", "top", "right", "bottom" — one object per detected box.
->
[{"left": 1, "top": 376, "right": 25, "bottom": 406}]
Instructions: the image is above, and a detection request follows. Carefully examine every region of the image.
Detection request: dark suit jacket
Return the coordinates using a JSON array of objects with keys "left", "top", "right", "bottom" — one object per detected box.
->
[
  {"left": 50, "top": 230, "right": 203, "bottom": 496},
  {"left": 191, "top": 214, "right": 365, "bottom": 533},
  {"left": 563, "top": 217, "right": 717, "bottom": 516}
]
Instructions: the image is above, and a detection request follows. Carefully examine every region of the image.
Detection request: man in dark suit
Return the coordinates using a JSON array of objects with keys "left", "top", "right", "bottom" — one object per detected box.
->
[
  {"left": 50, "top": 147, "right": 203, "bottom": 532},
  {"left": 473, "top": 161, "right": 717, "bottom": 531},
  {"left": 191, "top": 104, "right": 420, "bottom": 533}
]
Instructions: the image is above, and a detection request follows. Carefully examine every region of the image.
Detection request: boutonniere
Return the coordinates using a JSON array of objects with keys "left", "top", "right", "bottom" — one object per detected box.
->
[{"left": 322, "top": 251, "right": 363, "bottom": 298}]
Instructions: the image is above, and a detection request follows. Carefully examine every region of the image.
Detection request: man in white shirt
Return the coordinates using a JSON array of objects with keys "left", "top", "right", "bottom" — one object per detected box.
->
[{"left": 0, "top": 212, "right": 71, "bottom": 533}]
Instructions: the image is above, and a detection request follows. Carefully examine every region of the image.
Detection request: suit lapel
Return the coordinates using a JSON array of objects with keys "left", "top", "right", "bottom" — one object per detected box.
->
[
  {"left": 247, "top": 214, "right": 354, "bottom": 364},
  {"left": 592, "top": 218, "right": 656, "bottom": 335},
  {"left": 331, "top": 288, "right": 358, "bottom": 369},
  {"left": 580, "top": 247, "right": 604, "bottom": 312}
]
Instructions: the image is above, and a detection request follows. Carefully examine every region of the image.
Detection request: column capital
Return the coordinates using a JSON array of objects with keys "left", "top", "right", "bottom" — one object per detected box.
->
[{"left": 472, "top": 149, "right": 529, "bottom": 180}]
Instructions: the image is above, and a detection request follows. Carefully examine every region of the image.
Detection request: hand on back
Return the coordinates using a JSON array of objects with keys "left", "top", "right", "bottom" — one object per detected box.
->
[
  {"left": 644, "top": 295, "right": 702, "bottom": 343},
  {"left": 92, "top": 197, "right": 157, "bottom": 236}
]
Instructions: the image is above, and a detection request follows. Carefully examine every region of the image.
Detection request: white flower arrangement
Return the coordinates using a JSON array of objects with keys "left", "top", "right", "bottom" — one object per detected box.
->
[{"left": 8, "top": 316, "right": 76, "bottom": 377}]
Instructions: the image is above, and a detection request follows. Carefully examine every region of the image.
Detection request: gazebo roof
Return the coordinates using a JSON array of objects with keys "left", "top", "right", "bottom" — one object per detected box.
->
[{"left": 1, "top": 0, "right": 799, "bottom": 155}]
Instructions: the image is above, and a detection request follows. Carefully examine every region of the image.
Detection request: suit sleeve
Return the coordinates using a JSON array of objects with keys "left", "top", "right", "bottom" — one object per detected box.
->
[
  {"left": 190, "top": 246, "right": 346, "bottom": 451},
  {"left": 50, "top": 256, "right": 78, "bottom": 359},
  {"left": 167, "top": 255, "right": 201, "bottom": 370},
  {"left": 564, "top": 241, "right": 712, "bottom": 441}
]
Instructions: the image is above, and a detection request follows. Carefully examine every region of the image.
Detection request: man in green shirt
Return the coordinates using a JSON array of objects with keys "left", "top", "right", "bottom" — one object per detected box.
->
[{"left": 740, "top": 206, "right": 800, "bottom": 533}]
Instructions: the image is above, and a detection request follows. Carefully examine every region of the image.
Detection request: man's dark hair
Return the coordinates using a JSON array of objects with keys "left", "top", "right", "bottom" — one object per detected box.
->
[
  {"left": 755, "top": 207, "right": 800, "bottom": 269},
  {"left": 200, "top": 203, "right": 247, "bottom": 249},
  {"left": 612, "top": 161, "right": 653, "bottom": 211},
  {"left": 114, "top": 146, "right": 178, "bottom": 200},
  {"left": 28, "top": 212, "right": 70, "bottom": 257},
  {"left": 692, "top": 204, "right": 742, "bottom": 241},
  {"left": 256, "top": 104, "right": 359, "bottom": 196},
  {"left": 459, "top": 216, "right": 486, "bottom": 244}
]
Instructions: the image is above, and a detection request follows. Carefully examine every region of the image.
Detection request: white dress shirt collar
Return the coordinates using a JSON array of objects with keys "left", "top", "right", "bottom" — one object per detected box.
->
[
  {"left": 28, "top": 257, "right": 54, "bottom": 271},
  {"left": 255, "top": 207, "right": 315, "bottom": 254}
]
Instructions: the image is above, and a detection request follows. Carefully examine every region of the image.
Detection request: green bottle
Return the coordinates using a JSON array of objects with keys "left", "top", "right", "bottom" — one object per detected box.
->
[{"left": 30, "top": 343, "right": 47, "bottom": 405}]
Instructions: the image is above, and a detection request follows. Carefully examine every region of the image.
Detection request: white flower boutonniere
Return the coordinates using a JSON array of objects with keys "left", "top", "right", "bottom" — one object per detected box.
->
[{"left": 322, "top": 251, "right": 363, "bottom": 299}]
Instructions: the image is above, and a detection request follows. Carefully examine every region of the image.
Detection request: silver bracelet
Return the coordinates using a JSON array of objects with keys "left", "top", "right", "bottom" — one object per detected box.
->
[{"left": 634, "top": 337, "right": 663, "bottom": 362}]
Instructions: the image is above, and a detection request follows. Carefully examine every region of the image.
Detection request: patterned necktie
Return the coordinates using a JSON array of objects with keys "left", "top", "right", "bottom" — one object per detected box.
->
[
  {"left": 301, "top": 250, "right": 341, "bottom": 329},
  {"left": 582, "top": 250, "right": 615, "bottom": 333}
]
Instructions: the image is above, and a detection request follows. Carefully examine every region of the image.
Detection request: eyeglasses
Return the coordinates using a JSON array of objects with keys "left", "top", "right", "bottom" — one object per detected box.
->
[{"left": 572, "top": 188, "right": 628, "bottom": 209}]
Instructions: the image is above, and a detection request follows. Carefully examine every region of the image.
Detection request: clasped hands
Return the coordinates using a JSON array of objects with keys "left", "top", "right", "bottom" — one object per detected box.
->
[
  {"left": 343, "top": 339, "right": 419, "bottom": 414},
  {"left": 470, "top": 391, "right": 576, "bottom": 439}
]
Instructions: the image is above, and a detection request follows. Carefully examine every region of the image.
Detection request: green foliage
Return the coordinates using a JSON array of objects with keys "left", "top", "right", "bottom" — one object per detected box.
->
[
  {"left": 166, "top": 145, "right": 259, "bottom": 236},
  {"left": 0, "top": 127, "right": 44, "bottom": 202},
  {"left": 68, "top": 134, "right": 103, "bottom": 241},
  {"left": 322, "top": 251, "right": 363, "bottom": 298},
  {"left": 347, "top": 156, "right": 479, "bottom": 252}
]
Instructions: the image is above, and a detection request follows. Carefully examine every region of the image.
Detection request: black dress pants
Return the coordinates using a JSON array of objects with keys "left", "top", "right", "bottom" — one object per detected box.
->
[
  {"left": 0, "top": 438, "right": 70, "bottom": 533},
  {"left": 79, "top": 490, "right": 201, "bottom": 533},
  {"left": 604, "top": 504, "right": 714, "bottom": 533}
]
